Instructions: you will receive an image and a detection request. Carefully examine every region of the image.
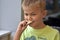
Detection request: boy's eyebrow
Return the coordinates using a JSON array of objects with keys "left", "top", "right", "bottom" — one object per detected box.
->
[
  {"left": 24, "top": 13, "right": 28, "bottom": 14},
  {"left": 24, "top": 12, "right": 34, "bottom": 14}
]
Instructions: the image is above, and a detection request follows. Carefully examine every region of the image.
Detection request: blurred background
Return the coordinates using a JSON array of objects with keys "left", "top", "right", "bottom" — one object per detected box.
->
[
  {"left": 0, "top": 0, "right": 21, "bottom": 40},
  {"left": 0, "top": 0, "right": 60, "bottom": 40}
]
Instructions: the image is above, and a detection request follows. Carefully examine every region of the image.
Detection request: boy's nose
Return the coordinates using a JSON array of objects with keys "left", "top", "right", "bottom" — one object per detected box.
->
[{"left": 27, "top": 16, "right": 32, "bottom": 21}]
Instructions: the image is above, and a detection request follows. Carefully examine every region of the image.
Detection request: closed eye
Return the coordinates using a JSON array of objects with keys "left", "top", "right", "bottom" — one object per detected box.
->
[
  {"left": 31, "top": 14, "right": 36, "bottom": 15},
  {"left": 31, "top": 12, "right": 36, "bottom": 16}
]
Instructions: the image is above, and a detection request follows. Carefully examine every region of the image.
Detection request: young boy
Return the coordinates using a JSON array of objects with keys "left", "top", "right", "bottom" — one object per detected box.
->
[{"left": 14, "top": 0, "right": 59, "bottom": 40}]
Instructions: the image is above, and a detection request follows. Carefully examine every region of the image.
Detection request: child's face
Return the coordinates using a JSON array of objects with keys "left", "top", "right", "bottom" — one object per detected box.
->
[{"left": 22, "top": 6, "right": 46, "bottom": 27}]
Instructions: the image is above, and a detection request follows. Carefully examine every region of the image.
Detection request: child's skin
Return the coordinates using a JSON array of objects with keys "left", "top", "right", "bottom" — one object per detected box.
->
[{"left": 13, "top": 0, "right": 47, "bottom": 40}]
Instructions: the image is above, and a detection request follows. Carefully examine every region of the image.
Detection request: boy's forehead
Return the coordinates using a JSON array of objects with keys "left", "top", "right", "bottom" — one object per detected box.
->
[{"left": 22, "top": 4, "right": 41, "bottom": 13}]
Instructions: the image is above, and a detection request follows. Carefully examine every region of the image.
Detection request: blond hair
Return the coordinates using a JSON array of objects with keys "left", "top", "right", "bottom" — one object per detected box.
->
[{"left": 22, "top": 0, "right": 46, "bottom": 10}]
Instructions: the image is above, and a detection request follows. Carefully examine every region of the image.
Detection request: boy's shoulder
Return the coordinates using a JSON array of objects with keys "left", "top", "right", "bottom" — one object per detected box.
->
[{"left": 46, "top": 25, "right": 59, "bottom": 33}]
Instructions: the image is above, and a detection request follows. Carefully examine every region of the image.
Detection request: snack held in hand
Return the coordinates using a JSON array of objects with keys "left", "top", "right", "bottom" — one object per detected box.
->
[{"left": 27, "top": 21, "right": 32, "bottom": 25}]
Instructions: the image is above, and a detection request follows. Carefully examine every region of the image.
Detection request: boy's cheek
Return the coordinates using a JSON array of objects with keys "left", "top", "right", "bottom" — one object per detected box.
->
[{"left": 24, "top": 17, "right": 27, "bottom": 20}]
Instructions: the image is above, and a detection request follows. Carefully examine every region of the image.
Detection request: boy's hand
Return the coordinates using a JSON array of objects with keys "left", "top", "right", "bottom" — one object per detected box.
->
[
  {"left": 13, "top": 20, "right": 27, "bottom": 40},
  {"left": 17, "top": 20, "right": 27, "bottom": 33}
]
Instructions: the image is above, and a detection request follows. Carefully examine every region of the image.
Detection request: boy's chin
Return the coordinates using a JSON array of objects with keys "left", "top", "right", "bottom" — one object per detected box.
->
[{"left": 29, "top": 24, "right": 35, "bottom": 27}]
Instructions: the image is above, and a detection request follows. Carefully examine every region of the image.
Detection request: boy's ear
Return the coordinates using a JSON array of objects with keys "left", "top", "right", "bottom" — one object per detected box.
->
[{"left": 42, "top": 10, "right": 47, "bottom": 18}]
